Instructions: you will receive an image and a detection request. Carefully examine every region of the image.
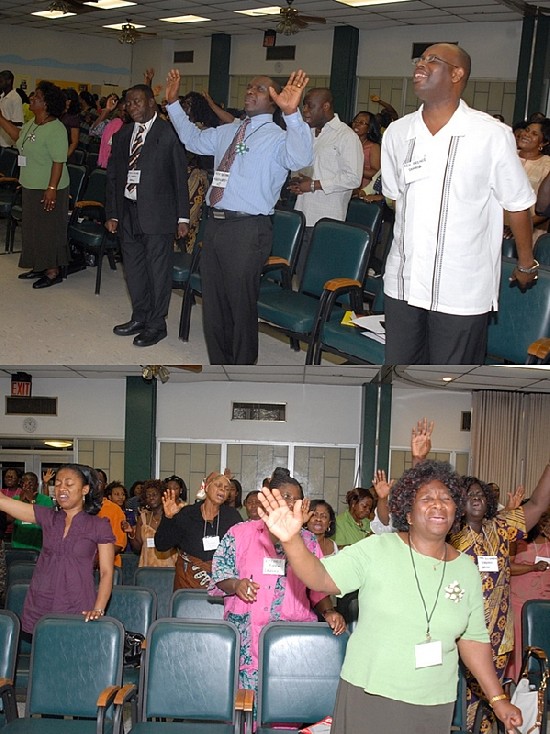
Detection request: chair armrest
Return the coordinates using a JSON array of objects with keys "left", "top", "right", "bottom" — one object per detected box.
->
[
  {"left": 264, "top": 256, "right": 290, "bottom": 268},
  {"left": 112, "top": 684, "right": 138, "bottom": 734},
  {"left": 75, "top": 200, "right": 104, "bottom": 209},
  {"left": 0, "top": 678, "right": 17, "bottom": 722},
  {"left": 262, "top": 257, "right": 292, "bottom": 289},
  {"left": 527, "top": 338, "right": 550, "bottom": 364},
  {"left": 235, "top": 689, "right": 254, "bottom": 734},
  {"left": 323, "top": 277, "right": 361, "bottom": 291},
  {"left": 97, "top": 685, "right": 121, "bottom": 734}
]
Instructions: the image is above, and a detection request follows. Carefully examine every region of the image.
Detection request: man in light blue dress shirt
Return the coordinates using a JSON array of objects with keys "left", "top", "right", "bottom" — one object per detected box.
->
[{"left": 165, "top": 69, "right": 313, "bottom": 365}]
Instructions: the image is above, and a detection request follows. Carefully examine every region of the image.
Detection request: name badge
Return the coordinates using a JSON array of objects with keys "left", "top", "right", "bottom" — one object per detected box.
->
[
  {"left": 403, "top": 155, "right": 428, "bottom": 184},
  {"left": 535, "top": 555, "right": 550, "bottom": 565},
  {"left": 146, "top": 537, "right": 155, "bottom": 548},
  {"left": 263, "top": 557, "right": 286, "bottom": 575},
  {"left": 415, "top": 640, "right": 443, "bottom": 669},
  {"left": 212, "top": 170, "right": 230, "bottom": 188},
  {"left": 203, "top": 535, "right": 220, "bottom": 551},
  {"left": 18, "top": 155, "right": 27, "bottom": 167},
  {"left": 478, "top": 555, "right": 499, "bottom": 572},
  {"left": 127, "top": 169, "right": 141, "bottom": 184}
]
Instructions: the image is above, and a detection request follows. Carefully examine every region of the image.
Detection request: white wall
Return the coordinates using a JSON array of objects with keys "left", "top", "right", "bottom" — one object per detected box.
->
[
  {"left": 0, "top": 377, "right": 126, "bottom": 439},
  {"left": 391, "top": 387, "right": 473, "bottom": 451},
  {"left": 0, "top": 24, "right": 132, "bottom": 92},
  {"left": 357, "top": 21, "right": 522, "bottom": 79}
]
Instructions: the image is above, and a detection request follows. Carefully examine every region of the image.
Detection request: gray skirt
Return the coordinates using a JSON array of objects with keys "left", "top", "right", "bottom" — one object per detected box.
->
[
  {"left": 331, "top": 679, "right": 454, "bottom": 734},
  {"left": 20, "top": 187, "right": 69, "bottom": 270}
]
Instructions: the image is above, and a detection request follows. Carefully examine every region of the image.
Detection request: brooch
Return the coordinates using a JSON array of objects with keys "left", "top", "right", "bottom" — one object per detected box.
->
[
  {"left": 445, "top": 580, "right": 464, "bottom": 603},
  {"left": 235, "top": 142, "right": 249, "bottom": 155}
]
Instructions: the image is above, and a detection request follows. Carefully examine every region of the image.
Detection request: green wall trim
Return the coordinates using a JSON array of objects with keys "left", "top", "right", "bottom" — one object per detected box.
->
[
  {"left": 514, "top": 13, "right": 535, "bottom": 122},
  {"left": 528, "top": 13, "right": 549, "bottom": 117},
  {"left": 360, "top": 372, "right": 392, "bottom": 485},
  {"left": 124, "top": 376, "right": 157, "bottom": 487},
  {"left": 330, "top": 26, "right": 359, "bottom": 122},
  {"left": 209, "top": 33, "right": 231, "bottom": 108}
]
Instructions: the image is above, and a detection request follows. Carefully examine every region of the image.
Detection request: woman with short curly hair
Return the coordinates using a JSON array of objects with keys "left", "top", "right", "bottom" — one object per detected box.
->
[{"left": 0, "top": 80, "right": 70, "bottom": 288}]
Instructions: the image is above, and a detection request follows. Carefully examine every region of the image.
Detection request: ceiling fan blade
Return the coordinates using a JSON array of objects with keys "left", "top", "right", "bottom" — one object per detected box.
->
[
  {"left": 296, "top": 14, "right": 326, "bottom": 23},
  {"left": 172, "top": 365, "right": 203, "bottom": 373}
]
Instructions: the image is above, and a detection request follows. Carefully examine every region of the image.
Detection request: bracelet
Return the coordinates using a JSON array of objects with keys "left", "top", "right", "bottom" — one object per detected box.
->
[
  {"left": 516, "top": 259, "right": 539, "bottom": 274},
  {"left": 47, "top": 186, "right": 56, "bottom": 191},
  {"left": 310, "top": 179, "right": 316, "bottom": 193},
  {"left": 93, "top": 609, "right": 105, "bottom": 616},
  {"left": 489, "top": 694, "right": 508, "bottom": 706}
]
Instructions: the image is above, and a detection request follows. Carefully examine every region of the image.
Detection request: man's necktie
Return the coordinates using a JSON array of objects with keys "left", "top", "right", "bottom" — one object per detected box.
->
[
  {"left": 127, "top": 124, "right": 146, "bottom": 193},
  {"left": 209, "top": 117, "right": 251, "bottom": 206}
]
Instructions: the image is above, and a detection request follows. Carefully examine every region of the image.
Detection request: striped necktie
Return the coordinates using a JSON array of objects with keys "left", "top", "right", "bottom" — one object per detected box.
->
[
  {"left": 209, "top": 117, "right": 250, "bottom": 206},
  {"left": 127, "top": 124, "right": 146, "bottom": 193}
]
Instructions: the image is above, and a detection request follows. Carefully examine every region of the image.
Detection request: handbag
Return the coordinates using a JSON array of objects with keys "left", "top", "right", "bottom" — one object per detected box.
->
[
  {"left": 123, "top": 631, "right": 145, "bottom": 667},
  {"left": 510, "top": 646, "right": 549, "bottom": 734},
  {"left": 174, "top": 552, "right": 213, "bottom": 589}
]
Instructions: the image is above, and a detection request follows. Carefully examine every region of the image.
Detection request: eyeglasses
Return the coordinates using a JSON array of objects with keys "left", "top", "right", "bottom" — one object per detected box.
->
[
  {"left": 412, "top": 54, "right": 459, "bottom": 69},
  {"left": 280, "top": 492, "right": 298, "bottom": 505}
]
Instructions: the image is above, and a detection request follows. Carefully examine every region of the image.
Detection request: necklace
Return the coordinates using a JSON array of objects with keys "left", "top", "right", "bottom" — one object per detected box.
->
[
  {"left": 22, "top": 116, "right": 54, "bottom": 146},
  {"left": 409, "top": 536, "right": 447, "bottom": 570},
  {"left": 408, "top": 532, "right": 447, "bottom": 642}
]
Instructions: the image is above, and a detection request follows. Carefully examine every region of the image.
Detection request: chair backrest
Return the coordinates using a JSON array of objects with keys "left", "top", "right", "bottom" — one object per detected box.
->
[
  {"left": 487, "top": 259, "right": 550, "bottom": 363},
  {"left": 522, "top": 599, "right": 550, "bottom": 662},
  {"left": 0, "top": 148, "right": 19, "bottom": 178},
  {"left": 4, "top": 548, "right": 39, "bottom": 568},
  {"left": 67, "top": 163, "right": 87, "bottom": 208},
  {"left": 270, "top": 208, "right": 305, "bottom": 274},
  {"left": 6, "top": 560, "right": 36, "bottom": 587},
  {"left": 120, "top": 552, "right": 140, "bottom": 586},
  {"left": 5, "top": 581, "right": 31, "bottom": 654},
  {"left": 105, "top": 585, "right": 157, "bottom": 637},
  {"left": 345, "top": 198, "right": 383, "bottom": 244},
  {"left": 26, "top": 614, "right": 124, "bottom": 718},
  {"left": 134, "top": 567, "right": 176, "bottom": 619},
  {"left": 300, "top": 219, "right": 373, "bottom": 299},
  {"left": 94, "top": 566, "right": 121, "bottom": 586},
  {"left": 69, "top": 149, "right": 86, "bottom": 166},
  {"left": 257, "top": 622, "right": 349, "bottom": 726},
  {"left": 0, "top": 609, "right": 20, "bottom": 684},
  {"left": 80, "top": 167, "right": 107, "bottom": 205},
  {"left": 535, "top": 233, "right": 550, "bottom": 267},
  {"left": 169, "top": 588, "right": 224, "bottom": 620},
  {"left": 140, "top": 618, "right": 239, "bottom": 724}
]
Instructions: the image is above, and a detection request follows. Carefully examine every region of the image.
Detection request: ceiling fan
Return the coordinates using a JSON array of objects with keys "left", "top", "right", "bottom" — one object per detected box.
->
[
  {"left": 276, "top": 0, "right": 326, "bottom": 35},
  {"left": 141, "top": 365, "right": 202, "bottom": 384},
  {"left": 113, "top": 19, "right": 157, "bottom": 44},
  {"left": 45, "top": 0, "right": 97, "bottom": 15}
]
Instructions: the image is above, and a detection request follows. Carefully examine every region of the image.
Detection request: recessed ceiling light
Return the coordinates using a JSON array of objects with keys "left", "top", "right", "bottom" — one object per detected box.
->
[
  {"left": 84, "top": 0, "right": 136, "bottom": 8},
  {"left": 335, "top": 0, "right": 412, "bottom": 6},
  {"left": 235, "top": 6, "right": 282, "bottom": 16},
  {"left": 43, "top": 440, "right": 73, "bottom": 448},
  {"left": 32, "top": 9, "right": 76, "bottom": 18},
  {"left": 442, "top": 377, "right": 454, "bottom": 382},
  {"left": 103, "top": 21, "right": 145, "bottom": 29},
  {"left": 159, "top": 15, "right": 211, "bottom": 23}
]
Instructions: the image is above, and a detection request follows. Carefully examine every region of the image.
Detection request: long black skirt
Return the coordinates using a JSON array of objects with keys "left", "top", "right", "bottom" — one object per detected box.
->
[{"left": 20, "top": 187, "right": 69, "bottom": 270}]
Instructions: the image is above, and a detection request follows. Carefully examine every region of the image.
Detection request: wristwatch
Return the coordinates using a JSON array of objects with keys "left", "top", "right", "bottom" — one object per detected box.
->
[{"left": 516, "top": 259, "right": 539, "bottom": 274}]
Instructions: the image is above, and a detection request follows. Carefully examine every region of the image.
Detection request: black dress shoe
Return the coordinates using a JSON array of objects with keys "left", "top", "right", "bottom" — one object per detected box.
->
[
  {"left": 32, "top": 273, "right": 62, "bottom": 289},
  {"left": 113, "top": 320, "right": 145, "bottom": 336},
  {"left": 133, "top": 329, "right": 167, "bottom": 347},
  {"left": 18, "top": 270, "right": 45, "bottom": 280}
]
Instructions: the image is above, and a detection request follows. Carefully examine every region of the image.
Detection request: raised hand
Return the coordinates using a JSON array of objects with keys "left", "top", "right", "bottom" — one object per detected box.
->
[
  {"left": 258, "top": 487, "right": 304, "bottom": 542},
  {"left": 411, "top": 417, "right": 434, "bottom": 461},
  {"left": 143, "top": 67, "right": 155, "bottom": 86},
  {"left": 301, "top": 497, "right": 313, "bottom": 525},
  {"left": 372, "top": 469, "right": 393, "bottom": 500},
  {"left": 165, "top": 69, "right": 181, "bottom": 105},
  {"left": 505, "top": 485, "right": 525, "bottom": 511},
  {"left": 42, "top": 467, "right": 55, "bottom": 485},
  {"left": 162, "top": 487, "right": 182, "bottom": 518},
  {"left": 270, "top": 69, "right": 309, "bottom": 115}
]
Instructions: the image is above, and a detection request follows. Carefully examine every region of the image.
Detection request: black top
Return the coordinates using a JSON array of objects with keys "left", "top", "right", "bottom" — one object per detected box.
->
[
  {"left": 0, "top": 511, "right": 6, "bottom": 539},
  {"left": 155, "top": 501, "right": 242, "bottom": 562}
]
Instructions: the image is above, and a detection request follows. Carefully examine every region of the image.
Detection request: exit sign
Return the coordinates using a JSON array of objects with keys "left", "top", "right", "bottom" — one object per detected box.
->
[{"left": 11, "top": 372, "right": 32, "bottom": 397}]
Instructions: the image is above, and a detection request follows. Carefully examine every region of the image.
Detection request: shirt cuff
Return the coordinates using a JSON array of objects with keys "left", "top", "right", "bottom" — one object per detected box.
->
[
  {"left": 178, "top": 218, "right": 190, "bottom": 223},
  {"left": 282, "top": 110, "right": 305, "bottom": 126}
]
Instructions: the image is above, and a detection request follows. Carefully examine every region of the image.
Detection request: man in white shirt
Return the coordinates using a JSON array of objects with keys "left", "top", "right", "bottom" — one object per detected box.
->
[
  {"left": 0, "top": 70, "right": 23, "bottom": 148},
  {"left": 290, "top": 88, "right": 363, "bottom": 281},
  {"left": 381, "top": 44, "right": 537, "bottom": 364}
]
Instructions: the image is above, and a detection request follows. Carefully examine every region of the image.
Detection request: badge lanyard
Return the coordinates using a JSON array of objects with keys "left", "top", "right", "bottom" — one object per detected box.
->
[{"left": 408, "top": 535, "right": 447, "bottom": 642}]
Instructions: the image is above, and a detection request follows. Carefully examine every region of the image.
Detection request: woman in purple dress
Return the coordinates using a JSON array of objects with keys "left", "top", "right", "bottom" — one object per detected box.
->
[{"left": 0, "top": 463, "right": 115, "bottom": 638}]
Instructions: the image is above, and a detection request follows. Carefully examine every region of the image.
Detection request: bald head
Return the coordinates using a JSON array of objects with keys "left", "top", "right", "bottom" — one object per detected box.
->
[
  {"left": 302, "top": 87, "right": 334, "bottom": 130},
  {"left": 429, "top": 43, "right": 471, "bottom": 88}
]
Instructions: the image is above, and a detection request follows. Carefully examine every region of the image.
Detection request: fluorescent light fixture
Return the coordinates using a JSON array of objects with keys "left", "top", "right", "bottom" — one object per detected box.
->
[
  {"left": 32, "top": 9, "right": 76, "bottom": 18},
  {"left": 442, "top": 377, "right": 454, "bottom": 382},
  {"left": 235, "top": 6, "right": 282, "bottom": 16},
  {"left": 84, "top": 0, "right": 136, "bottom": 7},
  {"left": 335, "top": 0, "right": 412, "bottom": 6},
  {"left": 103, "top": 21, "right": 145, "bottom": 29},
  {"left": 159, "top": 15, "right": 211, "bottom": 23},
  {"left": 44, "top": 440, "right": 73, "bottom": 448}
]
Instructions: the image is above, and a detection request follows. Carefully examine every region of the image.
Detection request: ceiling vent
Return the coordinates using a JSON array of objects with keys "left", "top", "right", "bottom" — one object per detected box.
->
[{"left": 232, "top": 402, "right": 286, "bottom": 421}]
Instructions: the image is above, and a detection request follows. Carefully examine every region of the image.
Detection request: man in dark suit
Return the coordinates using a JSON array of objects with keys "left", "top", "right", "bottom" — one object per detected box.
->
[{"left": 105, "top": 84, "right": 189, "bottom": 347}]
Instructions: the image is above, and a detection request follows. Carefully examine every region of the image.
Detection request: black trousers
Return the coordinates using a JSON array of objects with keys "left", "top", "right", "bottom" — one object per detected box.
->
[
  {"left": 201, "top": 215, "right": 272, "bottom": 365},
  {"left": 384, "top": 295, "right": 489, "bottom": 364},
  {"left": 121, "top": 199, "right": 173, "bottom": 332}
]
